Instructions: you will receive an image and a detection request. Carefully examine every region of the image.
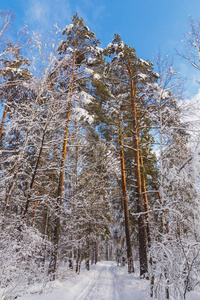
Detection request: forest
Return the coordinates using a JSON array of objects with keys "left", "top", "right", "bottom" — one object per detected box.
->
[{"left": 0, "top": 10, "right": 200, "bottom": 300}]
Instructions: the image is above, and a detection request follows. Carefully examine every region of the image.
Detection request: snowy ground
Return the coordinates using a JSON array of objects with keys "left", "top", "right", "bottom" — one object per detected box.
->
[
  {"left": 16, "top": 261, "right": 200, "bottom": 300},
  {"left": 17, "top": 261, "right": 152, "bottom": 300}
]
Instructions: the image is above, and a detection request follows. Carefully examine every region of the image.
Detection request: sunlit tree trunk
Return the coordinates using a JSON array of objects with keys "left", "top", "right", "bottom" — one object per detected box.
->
[
  {"left": 48, "top": 47, "right": 76, "bottom": 279},
  {"left": 118, "top": 108, "right": 134, "bottom": 274},
  {"left": 130, "top": 80, "right": 148, "bottom": 277},
  {"left": 140, "top": 156, "right": 152, "bottom": 248}
]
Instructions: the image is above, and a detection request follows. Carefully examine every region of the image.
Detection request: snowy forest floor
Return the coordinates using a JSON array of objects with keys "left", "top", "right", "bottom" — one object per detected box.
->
[
  {"left": 15, "top": 261, "right": 200, "bottom": 300},
  {"left": 17, "top": 261, "right": 151, "bottom": 300}
]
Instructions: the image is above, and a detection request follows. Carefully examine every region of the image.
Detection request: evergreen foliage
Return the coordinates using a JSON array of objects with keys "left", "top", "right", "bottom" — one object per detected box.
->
[{"left": 0, "top": 11, "right": 200, "bottom": 300}]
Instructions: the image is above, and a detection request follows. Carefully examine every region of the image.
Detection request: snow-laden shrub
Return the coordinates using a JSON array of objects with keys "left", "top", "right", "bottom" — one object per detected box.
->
[
  {"left": 149, "top": 237, "right": 200, "bottom": 300},
  {"left": 0, "top": 218, "right": 52, "bottom": 300}
]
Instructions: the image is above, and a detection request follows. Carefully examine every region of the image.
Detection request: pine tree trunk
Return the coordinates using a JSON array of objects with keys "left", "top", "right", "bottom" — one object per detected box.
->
[
  {"left": 49, "top": 49, "right": 76, "bottom": 279},
  {"left": 76, "top": 245, "right": 81, "bottom": 273},
  {"left": 106, "top": 241, "right": 109, "bottom": 261},
  {"left": 91, "top": 244, "right": 94, "bottom": 265},
  {"left": 85, "top": 235, "right": 90, "bottom": 271},
  {"left": 95, "top": 239, "right": 98, "bottom": 264},
  {"left": 118, "top": 108, "right": 134, "bottom": 274},
  {"left": 48, "top": 100, "right": 72, "bottom": 279},
  {"left": 140, "top": 156, "right": 152, "bottom": 248},
  {"left": 130, "top": 80, "right": 148, "bottom": 277}
]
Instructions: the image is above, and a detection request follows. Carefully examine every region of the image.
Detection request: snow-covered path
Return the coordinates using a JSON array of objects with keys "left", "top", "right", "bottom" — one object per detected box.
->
[
  {"left": 74, "top": 262, "right": 118, "bottom": 300},
  {"left": 18, "top": 261, "right": 152, "bottom": 300}
]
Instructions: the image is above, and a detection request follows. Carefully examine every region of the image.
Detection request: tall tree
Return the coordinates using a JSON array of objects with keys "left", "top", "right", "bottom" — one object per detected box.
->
[
  {"left": 104, "top": 34, "right": 158, "bottom": 276},
  {"left": 48, "top": 13, "right": 103, "bottom": 278}
]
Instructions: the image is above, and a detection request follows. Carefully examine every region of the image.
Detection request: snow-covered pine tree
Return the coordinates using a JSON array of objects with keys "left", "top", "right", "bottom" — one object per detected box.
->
[
  {"left": 48, "top": 13, "right": 104, "bottom": 278},
  {"left": 104, "top": 34, "right": 158, "bottom": 276}
]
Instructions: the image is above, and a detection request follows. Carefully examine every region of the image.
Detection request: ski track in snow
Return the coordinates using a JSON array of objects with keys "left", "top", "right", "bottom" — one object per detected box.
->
[
  {"left": 74, "top": 263, "right": 118, "bottom": 300},
  {"left": 17, "top": 261, "right": 153, "bottom": 300}
]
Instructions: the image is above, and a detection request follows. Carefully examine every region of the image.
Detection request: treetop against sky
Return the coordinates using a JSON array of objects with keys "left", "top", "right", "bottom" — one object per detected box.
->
[{"left": 1, "top": 0, "right": 200, "bottom": 97}]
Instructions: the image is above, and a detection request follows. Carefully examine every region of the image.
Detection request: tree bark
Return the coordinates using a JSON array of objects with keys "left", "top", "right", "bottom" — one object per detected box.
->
[
  {"left": 49, "top": 47, "right": 76, "bottom": 279},
  {"left": 118, "top": 108, "right": 134, "bottom": 274},
  {"left": 130, "top": 80, "right": 148, "bottom": 277},
  {"left": 85, "top": 234, "right": 90, "bottom": 271},
  {"left": 95, "top": 239, "right": 98, "bottom": 264},
  {"left": 140, "top": 156, "right": 152, "bottom": 248}
]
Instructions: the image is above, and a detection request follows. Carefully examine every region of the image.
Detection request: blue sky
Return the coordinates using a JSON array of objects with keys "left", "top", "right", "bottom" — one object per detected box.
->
[{"left": 1, "top": 0, "right": 200, "bottom": 97}]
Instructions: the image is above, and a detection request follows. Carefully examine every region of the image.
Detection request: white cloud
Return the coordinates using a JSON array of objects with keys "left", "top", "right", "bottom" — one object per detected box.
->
[
  {"left": 22, "top": 0, "right": 106, "bottom": 37},
  {"left": 24, "top": 0, "right": 72, "bottom": 30},
  {"left": 28, "top": 1, "right": 49, "bottom": 24}
]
